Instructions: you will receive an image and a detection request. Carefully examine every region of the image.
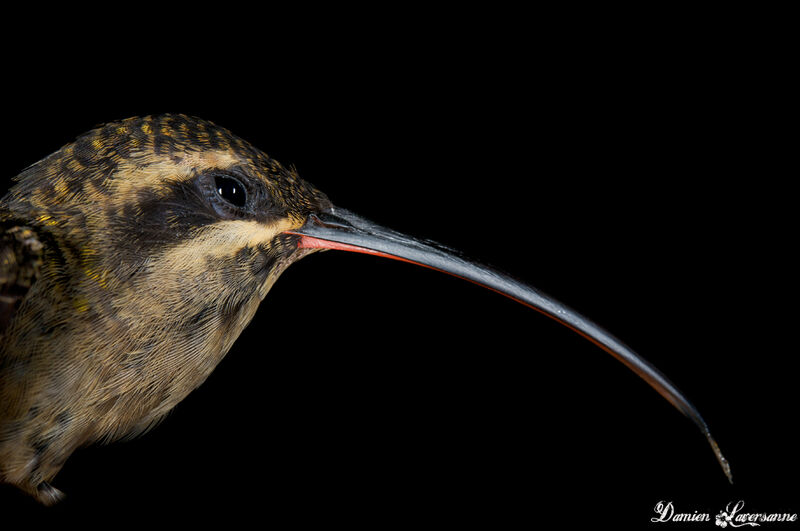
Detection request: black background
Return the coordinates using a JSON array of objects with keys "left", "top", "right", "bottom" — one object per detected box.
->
[{"left": 1, "top": 10, "right": 796, "bottom": 528}]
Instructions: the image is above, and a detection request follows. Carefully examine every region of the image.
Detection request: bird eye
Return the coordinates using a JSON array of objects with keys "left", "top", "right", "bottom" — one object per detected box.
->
[{"left": 215, "top": 175, "right": 247, "bottom": 207}]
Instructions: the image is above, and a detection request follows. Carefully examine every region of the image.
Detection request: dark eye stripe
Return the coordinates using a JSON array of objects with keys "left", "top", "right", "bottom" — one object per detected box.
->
[{"left": 215, "top": 175, "right": 247, "bottom": 207}]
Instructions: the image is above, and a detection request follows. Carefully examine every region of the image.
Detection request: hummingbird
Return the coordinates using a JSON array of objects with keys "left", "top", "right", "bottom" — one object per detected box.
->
[{"left": 0, "top": 114, "right": 731, "bottom": 505}]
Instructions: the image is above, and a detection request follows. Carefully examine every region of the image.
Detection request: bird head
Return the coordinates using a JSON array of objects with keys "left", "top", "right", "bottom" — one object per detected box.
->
[{"left": 2, "top": 114, "right": 331, "bottom": 305}]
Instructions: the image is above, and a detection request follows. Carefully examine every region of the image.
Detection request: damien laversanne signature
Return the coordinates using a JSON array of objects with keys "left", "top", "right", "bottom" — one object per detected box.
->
[{"left": 652, "top": 501, "right": 797, "bottom": 527}]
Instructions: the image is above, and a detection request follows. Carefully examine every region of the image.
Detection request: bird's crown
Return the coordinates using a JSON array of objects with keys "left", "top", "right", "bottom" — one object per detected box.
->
[{"left": 3, "top": 114, "right": 328, "bottom": 222}]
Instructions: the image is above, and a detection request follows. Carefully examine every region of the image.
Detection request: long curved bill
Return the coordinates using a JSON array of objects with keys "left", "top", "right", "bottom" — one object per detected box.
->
[{"left": 285, "top": 206, "right": 732, "bottom": 482}]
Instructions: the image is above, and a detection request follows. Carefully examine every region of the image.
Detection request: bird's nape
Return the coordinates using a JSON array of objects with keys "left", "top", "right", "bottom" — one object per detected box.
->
[{"left": 284, "top": 206, "right": 733, "bottom": 483}]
